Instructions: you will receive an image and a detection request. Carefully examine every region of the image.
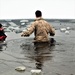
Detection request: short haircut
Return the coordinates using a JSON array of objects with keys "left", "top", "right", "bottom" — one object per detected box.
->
[{"left": 35, "top": 10, "right": 42, "bottom": 17}]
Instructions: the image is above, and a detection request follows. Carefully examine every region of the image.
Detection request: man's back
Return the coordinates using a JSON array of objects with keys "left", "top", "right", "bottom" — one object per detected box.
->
[
  {"left": 34, "top": 18, "right": 54, "bottom": 42},
  {"left": 21, "top": 10, "right": 55, "bottom": 42},
  {"left": 21, "top": 18, "right": 55, "bottom": 42}
]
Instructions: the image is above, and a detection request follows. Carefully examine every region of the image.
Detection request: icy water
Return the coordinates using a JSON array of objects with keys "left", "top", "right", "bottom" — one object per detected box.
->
[{"left": 0, "top": 21, "right": 75, "bottom": 75}]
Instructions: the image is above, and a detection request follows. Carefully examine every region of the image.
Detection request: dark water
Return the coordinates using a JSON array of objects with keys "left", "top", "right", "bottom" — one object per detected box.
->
[
  {"left": 0, "top": 21, "right": 75, "bottom": 75},
  {"left": 0, "top": 30, "right": 75, "bottom": 75}
]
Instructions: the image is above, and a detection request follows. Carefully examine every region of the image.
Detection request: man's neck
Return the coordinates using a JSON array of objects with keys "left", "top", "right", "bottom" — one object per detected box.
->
[{"left": 36, "top": 17, "right": 43, "bottom": 20}]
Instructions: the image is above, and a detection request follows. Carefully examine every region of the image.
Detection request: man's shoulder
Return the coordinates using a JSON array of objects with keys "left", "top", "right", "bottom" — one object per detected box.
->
[
  {"left": 42, "top": 20, "right": 50, "bottom": 25},
  {"left": 34, "top": 18, "right": 50, "bottom": 25}
]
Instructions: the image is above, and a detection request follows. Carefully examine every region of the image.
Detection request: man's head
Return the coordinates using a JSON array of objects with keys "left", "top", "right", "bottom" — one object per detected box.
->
[{"left": 35, "top": 10, "right": 42, "bottom": 17}]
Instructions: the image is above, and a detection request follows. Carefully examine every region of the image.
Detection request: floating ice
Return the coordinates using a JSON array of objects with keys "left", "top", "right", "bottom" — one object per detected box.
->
[
  {"left": 21, "top": 23, "right": 25, "bottom": 25},
  {"left": 66, "top": 27, "right": 70, "bottom": 30},
  {"left": 8, "top": 22, "right": 17, "bottom": 26},
  {"left": 65, "top": 30, "right": 69, "bottom": 34},
  {"left": 8, "top": 26, "right": 20, "bottom": 31},
  {"left": 14, "top": 29, "right": 22, "bottom": 33},
  {"left": 20, "top": 20, "right": 29, "bottom": 22},
  {"left": 31, "top": 70, "right": 42, "bottom": 75},
  {"left": 15, "top": 66, "right": 26, "bottom": 71},
  {"left": 22, "top": 29, "right": 27, "bottom": 32},
  {"left": 2, "top": 23, "right": 8, "bottom": 27},
  {"left": 4, "top": 28, "right": 11, "bottom": 32},
  {"left": 60, "top": 28, "right": 66, "bottom": 32}
]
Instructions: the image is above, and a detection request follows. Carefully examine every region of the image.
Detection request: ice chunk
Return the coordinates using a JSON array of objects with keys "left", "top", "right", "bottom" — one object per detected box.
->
[
  {"left": 60, "top": 28, "right": 66, "bottom": 32},
  {"left": 65, "top": 30, "right": 69, "bottom": 34},
  {"left": 20, "top": 20, "right": 29, "bottom": 22},
  {"left": 15, "top": 66, "right": 26, "bottom": 71},
  {"left": 31, "top": 70, "right": 42, "bottom": 75},
  {"left": 66, "top": 27, "right": 70, "bottom": 30}
]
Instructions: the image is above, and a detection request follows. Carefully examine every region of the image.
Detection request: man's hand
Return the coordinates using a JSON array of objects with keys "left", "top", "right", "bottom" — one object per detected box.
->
[
  {"left": 21, "top": 32, "right": 29, "bottom": 37},
  {"left": 50, "top": 28, "right": 55, "bottom": 36},
  {"left": 21, "top": 33, "right": 25, "bottom": 37},
  {"left": 50, "top": 33, "right": 55, "bottom": 36}
]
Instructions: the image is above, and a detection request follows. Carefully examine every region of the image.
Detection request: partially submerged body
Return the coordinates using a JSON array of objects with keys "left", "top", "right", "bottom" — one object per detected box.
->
[{"left": 21, "top": 17, "right": 55, "bottom": 42}]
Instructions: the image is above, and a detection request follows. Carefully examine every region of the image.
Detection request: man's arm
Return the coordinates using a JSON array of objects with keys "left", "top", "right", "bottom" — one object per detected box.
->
[
  {"left": 21, "top": 22, "right": 35, "bottom": 37},
  {"left": 48, "top": 24, "right": 55, "bottom": 36}
]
